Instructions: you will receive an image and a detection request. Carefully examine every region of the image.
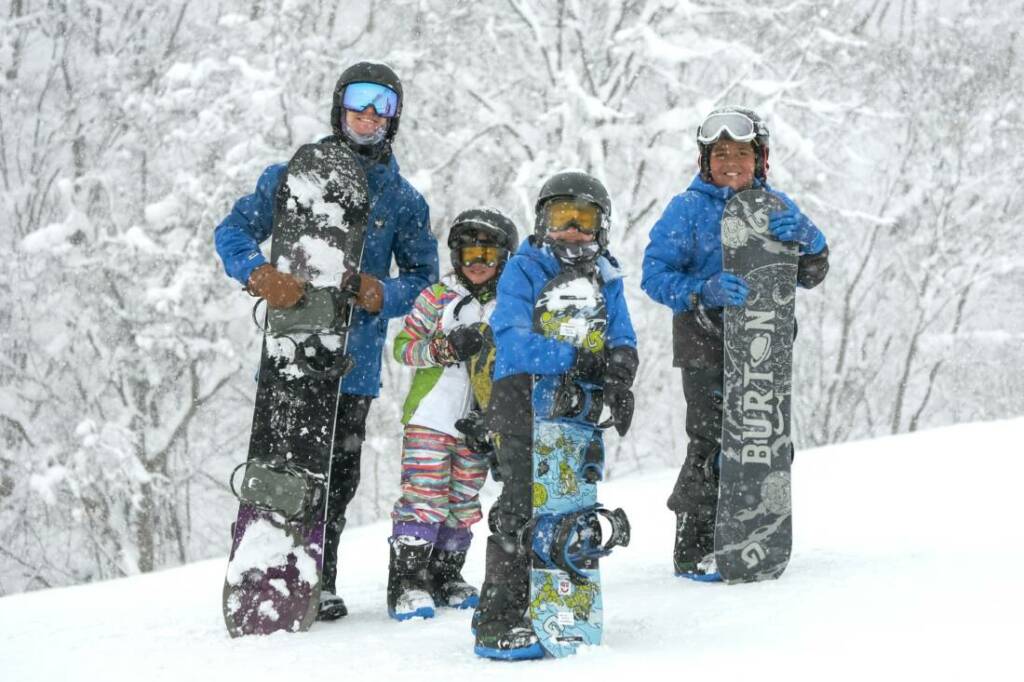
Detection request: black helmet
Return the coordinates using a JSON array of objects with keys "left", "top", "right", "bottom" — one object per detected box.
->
[
  {"left": 533, "top": 170, "right": 612, "bottom": 251},
  {"left": 331, "top": 62, "right": 404, "bottom": 147},
  {"left": 697, "top": 106, "right": 770, "bottom": 182},
  {"left": 448, "top": 208, "right": 519, "bottom": 298}
]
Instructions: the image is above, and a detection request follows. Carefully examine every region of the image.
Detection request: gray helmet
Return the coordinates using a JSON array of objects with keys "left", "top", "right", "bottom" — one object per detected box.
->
[
  {"left": 697, "top": 106, "right": 770, "bottom": 182},
  {"left": 331, "top": 62, "right": 404, "bottom": 145},
  {"left": 533, "top": 170, "right": 612, "bottom": 250}
]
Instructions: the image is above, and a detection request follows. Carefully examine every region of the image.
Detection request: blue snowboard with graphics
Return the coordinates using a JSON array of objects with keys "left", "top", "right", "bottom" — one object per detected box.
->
[
  {"left": 715, "top": 189, "right": 798, "bottom": 583},
  {"left": 527, "top": 267, "right": 628, "bottom": 657}
]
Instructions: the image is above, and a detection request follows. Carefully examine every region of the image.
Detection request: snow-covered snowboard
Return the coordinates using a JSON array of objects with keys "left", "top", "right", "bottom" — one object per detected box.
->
[
  {"left": 222, "top": 141, "right": 369, "bottom": 637},
  {"left": 526, "top": 268, "right": 629, "bottom": 657},
  {"left": 715, "top": 189, "right": 798, "bottom": 583}
]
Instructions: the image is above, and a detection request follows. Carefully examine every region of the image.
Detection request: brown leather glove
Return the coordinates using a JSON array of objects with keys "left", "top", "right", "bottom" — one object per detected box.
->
[
  {"left": 342, "top": 271, "right": 383, "bottom": 313},
  {"left": 247, "top": 264, "right": 304, "bottom": 309}
]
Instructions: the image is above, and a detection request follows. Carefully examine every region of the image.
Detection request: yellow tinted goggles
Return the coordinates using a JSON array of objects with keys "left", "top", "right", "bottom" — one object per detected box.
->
[
  {"left": 460, "top": 245, "right": 502, "bottom": 266},
  {"left": 545, "top": 199, "right": 602, "bottom": 234}
]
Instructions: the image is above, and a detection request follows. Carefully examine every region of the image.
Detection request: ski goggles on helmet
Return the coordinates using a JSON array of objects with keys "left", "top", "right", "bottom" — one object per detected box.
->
[
  {"left": 696, "top": 111, "right": 757, "bottom": 144},
  {"left": 342, "top": 82, "right": 399, "bottom": 118},
  {"left": 459, "top": 245, "right": 503, "bottom": 267},
  {"left": 544, "top": 198, "right": 602, "bottom": 235}
]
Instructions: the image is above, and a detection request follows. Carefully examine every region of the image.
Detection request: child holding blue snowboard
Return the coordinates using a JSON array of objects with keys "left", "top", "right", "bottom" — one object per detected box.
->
[{"left": 472, "top": 171, "right": 639, "bottom": 659}]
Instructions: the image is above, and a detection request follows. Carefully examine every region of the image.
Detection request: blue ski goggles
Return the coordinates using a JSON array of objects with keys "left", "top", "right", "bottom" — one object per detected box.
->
[
  {"left": 696, "top": 111, "right": 757, "bottom": 144},
  {"left": 341, "top": 82, "right": 399, "bottom": 118}
]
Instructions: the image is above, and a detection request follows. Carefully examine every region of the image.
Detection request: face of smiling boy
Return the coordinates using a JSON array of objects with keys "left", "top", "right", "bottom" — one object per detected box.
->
[{"left": 709, "top": 138, "right": 756, "bottom": 192}]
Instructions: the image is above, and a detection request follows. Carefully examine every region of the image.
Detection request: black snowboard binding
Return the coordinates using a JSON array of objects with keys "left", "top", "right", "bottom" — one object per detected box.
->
[{"left": 523, "top": 505, "right": 631, "bottom": 586}]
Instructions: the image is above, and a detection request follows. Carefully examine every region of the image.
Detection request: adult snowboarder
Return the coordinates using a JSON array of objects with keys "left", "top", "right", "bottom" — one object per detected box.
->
[
  {"left": 473, "top": 171, "right": 638, "bottom": 660},
  {"left": 215, "top": 61, "right": 438, "bottom": 620},
  {"left": 386, "top": 208, "right": 518, "bottom": 621},
  {"left": 641, "top": 106, "right": 829, "bottom": 580}
]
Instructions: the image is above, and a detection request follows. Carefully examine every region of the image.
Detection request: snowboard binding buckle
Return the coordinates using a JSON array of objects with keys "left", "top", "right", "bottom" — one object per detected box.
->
[
  {"left": 524, "top": 505, "right": 631, "bottom": 585},
  {"left": 579, "top": 434, "right": 604, "bottom": 483}
]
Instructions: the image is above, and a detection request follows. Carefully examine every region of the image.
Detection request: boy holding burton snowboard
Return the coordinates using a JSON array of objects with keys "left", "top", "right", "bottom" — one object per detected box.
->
[{"left": 641, "top": 106, "right": 830, "bottom": 581}]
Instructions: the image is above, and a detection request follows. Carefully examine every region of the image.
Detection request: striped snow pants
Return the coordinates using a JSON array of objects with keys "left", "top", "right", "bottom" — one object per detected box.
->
[{"left": 390, "top": 425, "right": 489, "bottom": 551}]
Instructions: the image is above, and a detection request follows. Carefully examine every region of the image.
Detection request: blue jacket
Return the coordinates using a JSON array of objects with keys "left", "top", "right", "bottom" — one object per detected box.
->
[
  {"left": 214, "top": 150, "right": 439, "bottom": 396},
  {"left": 641, "top": 174, "right": 827, "bottom": 315},
  {"left": 491, "top": 238, "right": 638, "bottom": 381}
]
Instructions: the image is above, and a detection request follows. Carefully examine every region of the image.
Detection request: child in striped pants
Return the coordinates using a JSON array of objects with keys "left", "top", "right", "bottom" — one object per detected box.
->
[{"left": 386, "top": 208, "right": 519, "bottom": 621}]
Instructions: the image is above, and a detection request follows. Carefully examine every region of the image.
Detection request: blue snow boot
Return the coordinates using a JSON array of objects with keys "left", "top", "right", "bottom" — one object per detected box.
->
[
  {"left": 474, "top": 617, "right": 544, "bottom": 661},
  {"left": 429, "top": 549, "right": 479, "bottom": 609}
]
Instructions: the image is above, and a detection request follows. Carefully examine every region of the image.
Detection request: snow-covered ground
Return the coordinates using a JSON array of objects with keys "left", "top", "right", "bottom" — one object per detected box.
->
[{"left": 3, "top": 418, "right": 1021, "bottom": 681}]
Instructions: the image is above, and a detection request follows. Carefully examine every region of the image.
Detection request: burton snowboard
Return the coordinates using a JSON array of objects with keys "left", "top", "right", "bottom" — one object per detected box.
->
[
  {"left": 222, "top": 141, "right": 369, "bottom": 637},
  {"left": 715, "top": 189, "right": 798, "bottom": 583},
  {"left": 526, "top": 268, "right": 630, "bottom": 657}
]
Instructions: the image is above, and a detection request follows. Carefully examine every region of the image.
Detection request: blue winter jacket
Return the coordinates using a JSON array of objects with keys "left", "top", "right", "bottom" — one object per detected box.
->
[
  {"left": 214, "top": 150, "right": 439, "bottom": 397},
  {"left": 641, "top": 174, "right": 827, "bottom": 315},
  {"left": 491, "top": 238, "right": 638, "bottom": 381}
]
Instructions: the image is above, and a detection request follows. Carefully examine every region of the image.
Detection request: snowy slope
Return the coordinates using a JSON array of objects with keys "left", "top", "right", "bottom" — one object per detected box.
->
[{"left": 3, "top": 418, "right": 1021, "bottom": 681}]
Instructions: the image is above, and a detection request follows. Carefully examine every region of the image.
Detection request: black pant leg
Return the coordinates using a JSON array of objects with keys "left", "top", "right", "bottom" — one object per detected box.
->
[
  {"left": 666, "top": 368, "right": 724, "bottom": 568},
  {"left": 477, "top": 432, "right": 532, "bottom": 627},
  {"left": 321, "top": 393, "right": 373, "bottom": 594},
  {"left": 667, "top": 367, "right": 724, "bottom": 513}
]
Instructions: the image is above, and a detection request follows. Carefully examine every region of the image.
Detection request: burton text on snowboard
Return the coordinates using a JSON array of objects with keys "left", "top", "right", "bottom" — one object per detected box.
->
[{"left": 715, "top": 189, "right": 798, "bottom": 583}]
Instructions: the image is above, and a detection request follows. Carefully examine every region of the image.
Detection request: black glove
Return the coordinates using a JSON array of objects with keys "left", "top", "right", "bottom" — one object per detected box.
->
[
  {"left": 602, "top": 383, "right": 635, "bottom": 437},
  {"left": 454, "top": 410, "right": 492, "bottom": 455},
  {"left": 572, "top": 349, "right": 606, "bottom": 383},
  {"left": 605, "top": 346, "right": 639, "bottom": 389},
  {"left": 602, "top": 346, "right": 638, "bottom": 437},
  {"left": 447, "top": 326, "right": 484, "bottom": 361}
]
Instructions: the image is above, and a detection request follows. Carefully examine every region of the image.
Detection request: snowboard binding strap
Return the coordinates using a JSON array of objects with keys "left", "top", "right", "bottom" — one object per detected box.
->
[
  {"left": 522, "top": 505, "right": 631, "bottom": 585},
  {"left": 549, "top": 377, "right": 604, "bottom": 423},
  {"left": 251, "top": 286, "right": 358, "bottom": 380},
  {"left": 229, "top": 460, "right": 325, "bottom": 523}
]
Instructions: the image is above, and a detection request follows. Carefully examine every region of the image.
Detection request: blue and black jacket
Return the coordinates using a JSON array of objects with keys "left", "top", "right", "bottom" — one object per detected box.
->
[
  {"left": 214, "top": 140, "right": 439, "bottom": 396},
  {"left": 641, "top": 174, "right": 829, "bottom": 368},
  {"left": 486, "top": 237, "right": 638, "bottom": 435}
]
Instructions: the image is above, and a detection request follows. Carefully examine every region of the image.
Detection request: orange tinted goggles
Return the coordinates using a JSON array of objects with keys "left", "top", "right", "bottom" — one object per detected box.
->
[
  {"left": 545, "top": 199, "right": 601, "bottom": 234},
  {"left": 460, "top": 245, "right": 502, "bottom": 266}
]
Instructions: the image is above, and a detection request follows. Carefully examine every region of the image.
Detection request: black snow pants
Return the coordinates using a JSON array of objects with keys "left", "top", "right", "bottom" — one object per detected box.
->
[
  {"left": 476, "top": 373, "right": 534, "bottom": 630},
  {"left": 322, "top": 393, "right": 374, "bottom": 594},
  {"left": 667, "top": 367, "right": 723, "bottom": 565},
  {"left": 475, "top": 432, "right": 533, "bottom": 629}
]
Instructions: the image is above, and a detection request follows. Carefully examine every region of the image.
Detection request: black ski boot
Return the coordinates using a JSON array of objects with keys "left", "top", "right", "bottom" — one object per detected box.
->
[
  {"left": 429, "top": 549, "right": 479, "bottom": 609},
  {"left": 473, "top": 537, "right": 543, "bottom": 660},
  {"left": 386, "top": 535, "right": 436, "bottom": 621},
  {"left": 672, "top": 455, "right": 721, "bottom": 581},
  {"left": 316, "top": 592, "right": 348, "bottom": 621}
]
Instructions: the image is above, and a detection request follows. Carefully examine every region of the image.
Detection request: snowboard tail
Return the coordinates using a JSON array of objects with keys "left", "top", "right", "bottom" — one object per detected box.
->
[
  {"left": 715, "top": 189, "right": 798, "bottom": 583},
  {"left": 222, "top": 141, "right": 369, "bottom": 636}
]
